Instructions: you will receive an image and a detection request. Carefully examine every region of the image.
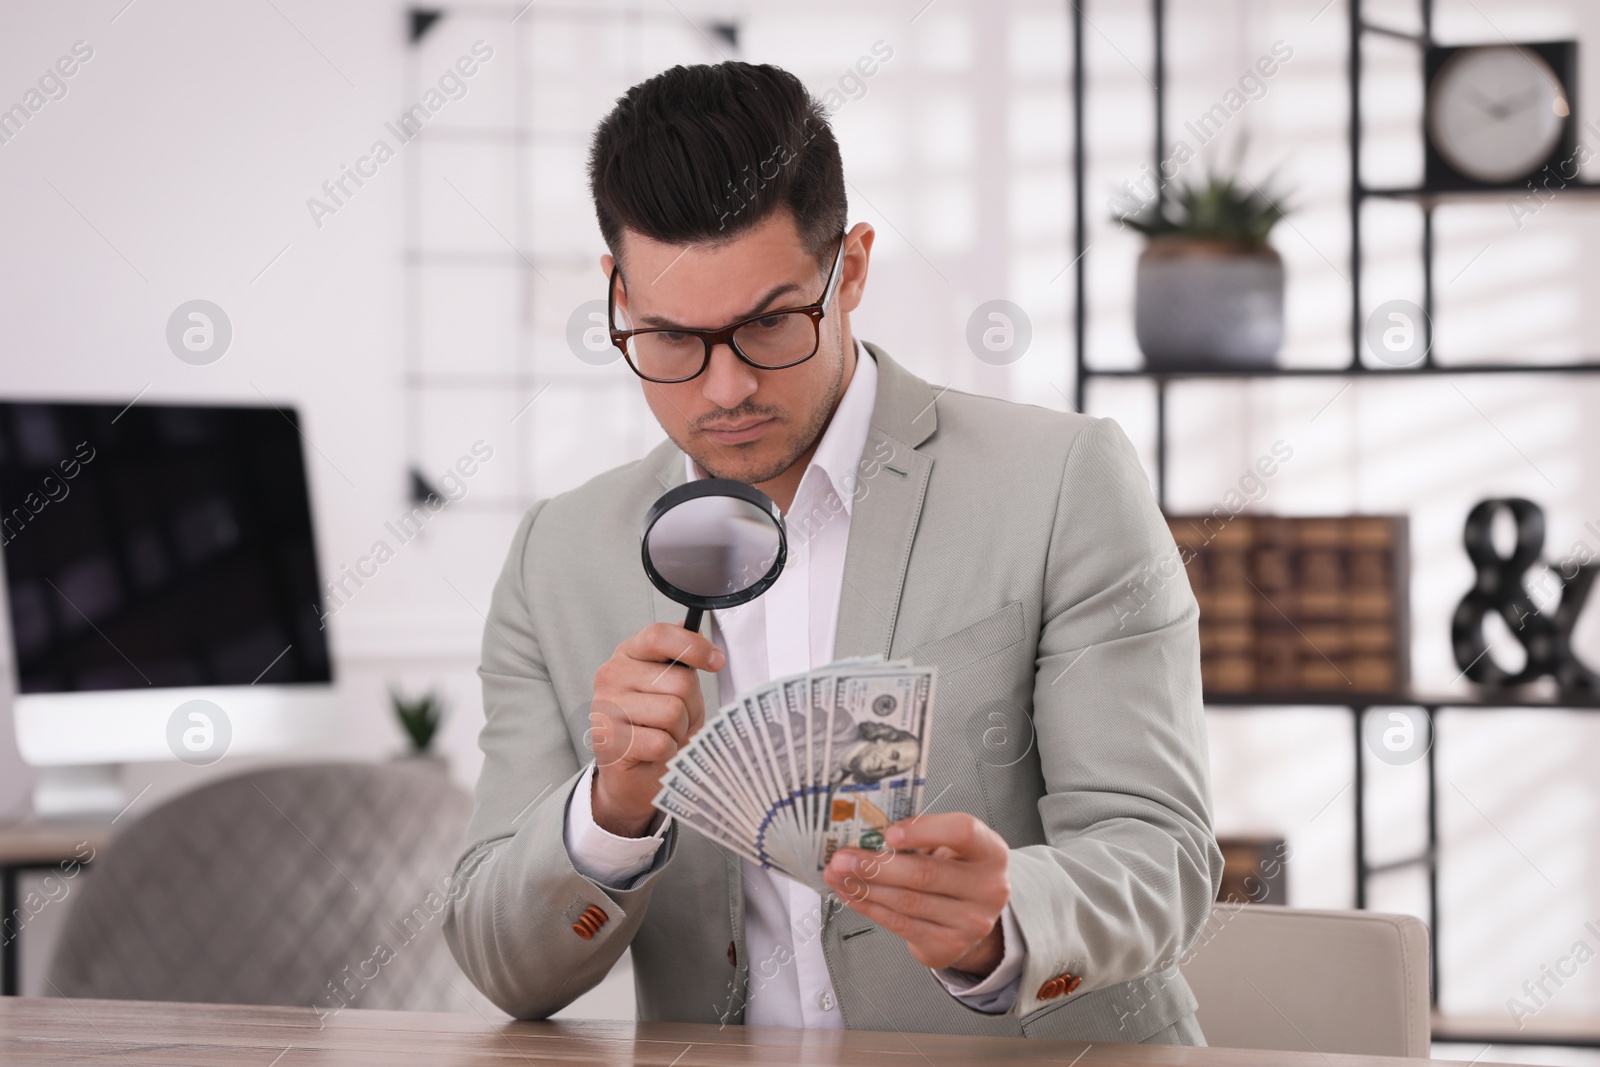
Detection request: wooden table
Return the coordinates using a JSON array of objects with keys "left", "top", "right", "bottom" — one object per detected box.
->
[
  {"left": 0, "top": 996, "right": 1528, "bottom": 1066},
  {"left": 0, "top": 821, "right": 111, "bottom": 996}
]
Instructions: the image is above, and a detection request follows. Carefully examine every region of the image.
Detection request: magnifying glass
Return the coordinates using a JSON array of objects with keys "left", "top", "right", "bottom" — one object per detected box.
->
[{"left": 641, "top": 478, "right": 787, "bottom": 649}]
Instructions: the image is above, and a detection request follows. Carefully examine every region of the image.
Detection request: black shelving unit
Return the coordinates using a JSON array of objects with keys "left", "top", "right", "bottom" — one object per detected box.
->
[
  {"left": 1069, "top": 0, "right": 1600, "bottom": 1038},
  {"left": 1073, "top": 0, "right": 1600, "bottom": 507},
  {"left": 1207, "top": 690, "right": 1600, "bottom": 1031}
]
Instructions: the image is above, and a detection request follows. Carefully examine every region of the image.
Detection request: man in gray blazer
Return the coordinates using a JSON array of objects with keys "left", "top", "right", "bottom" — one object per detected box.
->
[{"left": 445, "top": 61, "right": 1222, "bottom": 1044}]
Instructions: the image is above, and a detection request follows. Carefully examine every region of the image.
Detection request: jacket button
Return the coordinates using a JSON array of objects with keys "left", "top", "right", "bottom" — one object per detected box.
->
[
  {"left": 1037, "top": 977, "right": 1064, "bottom": 1000},
  {"left": 1065, "top": 975, "right": 1083, "bottom": 994},
  {"left": 571, "top": 904, "right": 608, "bottom": 940}
]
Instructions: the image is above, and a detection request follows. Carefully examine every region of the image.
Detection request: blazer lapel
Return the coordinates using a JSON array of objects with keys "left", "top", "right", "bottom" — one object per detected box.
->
[{"left": 832, "top": 342, "right": 938, "bottom": 661}]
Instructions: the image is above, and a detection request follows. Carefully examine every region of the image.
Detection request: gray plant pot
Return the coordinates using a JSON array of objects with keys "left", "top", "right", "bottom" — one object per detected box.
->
[
  {"left": 1135, "top": 238, "right": 1284, "bottom": 369},
  {"left": 393, "top": 750, "right": 449, "bottom": 774}
]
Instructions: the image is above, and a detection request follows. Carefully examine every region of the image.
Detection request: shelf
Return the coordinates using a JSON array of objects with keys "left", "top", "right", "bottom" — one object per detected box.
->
[
  {"left": 1433, "top": 1011, "right": 1600, "bottom": 1048},
  {"left": 1358, "top": 21, "right": 1429, "bottom": 45},
  {"left": 1205, "top": 689, "right": 1600, "bottom": 709},
  {"left": 1363, "top": 182, "right": 1600, "bottom": 205},
  {"left": 1084, "top": 361, "right": 1600, "bottom": 379},
  {"left": 0, "top": 820, "right": 111, "bottom": 867},
  {"left": 1365, "top": 850, "right": 1433, "bottom": 876}
]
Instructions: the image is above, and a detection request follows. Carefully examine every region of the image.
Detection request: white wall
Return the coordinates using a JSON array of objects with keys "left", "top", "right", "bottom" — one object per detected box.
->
[{"left": 1, "top": 0, "right": 1598, "bottom": 1045}]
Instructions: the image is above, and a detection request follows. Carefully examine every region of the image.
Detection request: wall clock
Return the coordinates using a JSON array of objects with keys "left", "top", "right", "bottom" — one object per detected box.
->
[{"left": 1424, "top": 42, "right": 1576, "bottom": 190}]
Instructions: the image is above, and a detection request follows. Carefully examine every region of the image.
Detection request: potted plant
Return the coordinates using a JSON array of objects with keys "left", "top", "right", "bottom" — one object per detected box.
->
[
  {"left": 1119, "top": 165, "right": 1290, "bottom": 369},
  {"left": 391, "top": 687, "right": 447, "bottom": 771}
]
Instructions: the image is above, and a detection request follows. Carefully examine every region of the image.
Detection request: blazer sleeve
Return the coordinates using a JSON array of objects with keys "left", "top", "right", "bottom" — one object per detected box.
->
[
  {"left": 1006, "top": 416, "right": 1224, "bottom": 1018},
  {"left": 442, "top": 501, "right": 681, "bottom": 1019}
]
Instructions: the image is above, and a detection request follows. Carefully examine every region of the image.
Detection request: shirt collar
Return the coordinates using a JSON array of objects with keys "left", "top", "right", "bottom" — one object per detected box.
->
[{"left": 684, "top": 339, "right": 879, "bottom": 517}]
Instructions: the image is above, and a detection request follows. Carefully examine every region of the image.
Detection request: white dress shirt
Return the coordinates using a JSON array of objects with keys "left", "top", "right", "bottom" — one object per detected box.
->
[{"left": 564, "top": 343, "right": 1025, "bottom": 1025}]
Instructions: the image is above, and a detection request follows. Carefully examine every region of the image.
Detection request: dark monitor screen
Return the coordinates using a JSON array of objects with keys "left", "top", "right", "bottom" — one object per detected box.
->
[{"left": 0, "top": 401, "right": 332, "bottom": 694}]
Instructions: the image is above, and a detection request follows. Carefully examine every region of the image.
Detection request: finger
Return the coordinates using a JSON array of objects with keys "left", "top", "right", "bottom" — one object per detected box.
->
[
  {"left": 883, "top": 813, "right": 1005, "bottom": 862},
  {"left": 835, "top": 894, "right": 977, "bottom": 970},
  {"left": 591, "top": 691, "right": 689, "bottom": 739},
  {"left": 605, "top": 656, "right": 702, "bottom": 702},
  {"left": 610, "top": 723, "right": 680, "bottom": 766},
  {"left": 685, "top": 687, "right": 706, "bottom": 738},
  {"left": 826, "top": 848, "right": 997, "bottom": 904},
  {"left": 613, "top": 693, "right": 692, "bottom": 746},
  {"left": 591, "top": 709, "right": 687, "bottom": 766},
  {"left": 622, "top": 622, "right": 725, "bottom": 673},
  {"left": 826, "top": 877, "right": 987, "bottom": 932},
  {"left": 590, "top": 718, "right": 639, "bottom": 767}
]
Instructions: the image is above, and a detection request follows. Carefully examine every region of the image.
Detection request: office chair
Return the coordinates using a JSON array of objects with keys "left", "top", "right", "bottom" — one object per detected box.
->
[
  {"left": 1180, "top": 903, "right": 1431, "bottom": 1057},
  {"left": 47, "top": 761, "right": 494, "bottom": 1015}
]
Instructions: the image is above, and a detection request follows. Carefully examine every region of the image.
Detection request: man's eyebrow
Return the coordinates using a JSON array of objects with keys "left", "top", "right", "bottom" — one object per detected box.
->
[{"left": 636, "top": 281, "right": 804, "bottom": 329}]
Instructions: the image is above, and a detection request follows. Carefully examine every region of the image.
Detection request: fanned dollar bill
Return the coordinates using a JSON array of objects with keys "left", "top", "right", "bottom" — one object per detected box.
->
[{"left": 652, "top": 655, "right": 934, "bottom": 895}]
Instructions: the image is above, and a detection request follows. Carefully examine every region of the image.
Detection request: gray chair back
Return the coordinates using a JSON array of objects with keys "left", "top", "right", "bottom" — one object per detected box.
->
[
  {"left": 1180, "top": 903, "right": 1431, "bottom": 1057},
  {"left": 48, "top": 761, "right": 489, "bottom": 1015}
]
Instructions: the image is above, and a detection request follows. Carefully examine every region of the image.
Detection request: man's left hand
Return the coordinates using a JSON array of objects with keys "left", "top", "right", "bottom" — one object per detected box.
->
[{"left": 822, "top": 812, "right": 1011, "bottom": 975}]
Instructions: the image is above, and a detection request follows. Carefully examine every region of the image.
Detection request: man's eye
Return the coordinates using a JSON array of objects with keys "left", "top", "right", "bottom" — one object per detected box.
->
[
  {"left": 656, "top": 331, "right": 695, "bottom": 345},
  {"left": 750, "top": 315, "right": 787, "bottom": 331}
]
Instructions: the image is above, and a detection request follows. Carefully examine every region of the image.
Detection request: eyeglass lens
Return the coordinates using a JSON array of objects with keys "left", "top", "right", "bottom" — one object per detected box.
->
[{"left": 625, "top": 311, "right": 818, "bottom": 381}]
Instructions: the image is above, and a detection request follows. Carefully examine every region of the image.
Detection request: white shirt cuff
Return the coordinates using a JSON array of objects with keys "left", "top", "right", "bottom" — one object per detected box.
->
[
  {"left": 563, "top": 761, "right": 671, "bottom": 889},
  {"left": 932, "top": 903, "right": 1026, "bottom": 1013}
]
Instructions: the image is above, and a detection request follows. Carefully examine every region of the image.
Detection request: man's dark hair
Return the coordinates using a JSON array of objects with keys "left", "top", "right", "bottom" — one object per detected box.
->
[{"left": 588, "top": 62, "right": 846, "bottom": 268}]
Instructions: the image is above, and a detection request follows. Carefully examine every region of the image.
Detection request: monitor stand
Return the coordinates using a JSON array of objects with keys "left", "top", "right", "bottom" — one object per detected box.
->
[{"left": 31, "top": 765, "right": 123, "bottom": 820}]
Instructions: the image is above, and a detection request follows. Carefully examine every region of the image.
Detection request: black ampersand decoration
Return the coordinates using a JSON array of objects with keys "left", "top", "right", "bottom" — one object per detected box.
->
[{"left": 1451, "top": 498, "right": 1600, "bottom": 693}]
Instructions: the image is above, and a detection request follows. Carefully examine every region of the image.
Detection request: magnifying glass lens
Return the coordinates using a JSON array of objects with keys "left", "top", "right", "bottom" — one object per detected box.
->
[
  {"left": 640, "top": 478, "right": 788, "bottom": 645},
  {"left": 647, "top": 499, "right": 781, "bottom": 599}
]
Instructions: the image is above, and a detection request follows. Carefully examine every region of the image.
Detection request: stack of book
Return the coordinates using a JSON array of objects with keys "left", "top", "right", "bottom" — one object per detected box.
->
[{"left": 1165, "top": 515, "right": 1409, "bottom": 697}]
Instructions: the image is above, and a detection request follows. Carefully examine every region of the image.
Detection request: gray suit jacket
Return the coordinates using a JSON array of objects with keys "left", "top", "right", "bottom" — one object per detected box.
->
[{"left": 444, "top": 343, "right": 1223, "bottom": 1043}]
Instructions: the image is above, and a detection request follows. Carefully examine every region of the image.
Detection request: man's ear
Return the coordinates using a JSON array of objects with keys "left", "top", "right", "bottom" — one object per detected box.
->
[
  {"left": 836, "top": 222, "right": 875, "bottom": 315},
  {"left": 601, "top": 252, "right": 626, "bottom": 321}
]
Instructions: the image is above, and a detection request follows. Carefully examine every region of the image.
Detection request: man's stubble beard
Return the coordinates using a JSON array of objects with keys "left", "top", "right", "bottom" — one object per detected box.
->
[{"left": 684, "top": 330, "right": 847, "bottom": 489}]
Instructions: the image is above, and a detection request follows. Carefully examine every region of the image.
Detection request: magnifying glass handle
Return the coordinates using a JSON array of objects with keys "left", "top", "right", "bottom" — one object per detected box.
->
[{"left": 665, "top": 608, "right": 706, "bottom": 671}]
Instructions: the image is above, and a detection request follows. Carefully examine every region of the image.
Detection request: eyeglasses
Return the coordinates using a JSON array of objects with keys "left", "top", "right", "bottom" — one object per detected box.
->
[{"left": 608, "top": 236, "right": 847, "bottom": 384}]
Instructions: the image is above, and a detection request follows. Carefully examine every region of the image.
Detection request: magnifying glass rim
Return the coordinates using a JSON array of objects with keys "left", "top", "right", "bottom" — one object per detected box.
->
[{"left": 640, "top": 477, "right": 788, "bottom": 611}]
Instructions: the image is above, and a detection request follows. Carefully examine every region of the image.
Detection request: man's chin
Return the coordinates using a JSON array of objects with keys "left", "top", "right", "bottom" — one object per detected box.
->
[{"left": 687, "top": 442, "right": 795, "bottom": 487}]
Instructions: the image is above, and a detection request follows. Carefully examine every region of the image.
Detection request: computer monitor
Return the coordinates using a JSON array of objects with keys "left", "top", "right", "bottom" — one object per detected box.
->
[{"left": 0, "top": 400, "right": 338, "bottom": 816}]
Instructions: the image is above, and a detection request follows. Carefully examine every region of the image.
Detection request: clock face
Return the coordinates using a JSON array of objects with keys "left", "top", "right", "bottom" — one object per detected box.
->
[{"left": 1427, "top": 46, "right": 1569, "bottom": 184}]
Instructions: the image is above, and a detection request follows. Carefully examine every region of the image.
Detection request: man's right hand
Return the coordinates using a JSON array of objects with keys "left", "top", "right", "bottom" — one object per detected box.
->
[{"left": 589, "top": 622, "right": 724, "bottom": 838}]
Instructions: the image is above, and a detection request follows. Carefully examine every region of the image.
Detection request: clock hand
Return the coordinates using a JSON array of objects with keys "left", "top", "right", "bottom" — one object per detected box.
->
[
  {"left": 1498, "top": 86, "right": 1546, "bottom": 118},
  {"left": 1462, "top": 106, "right": 1511, "bottom": 135},
  {"left": 1459, "top": 86, "right": 1547, "bottom": 135},
  {"left": 1463, "top": 85, "right": 1503, "bottom": 117}
]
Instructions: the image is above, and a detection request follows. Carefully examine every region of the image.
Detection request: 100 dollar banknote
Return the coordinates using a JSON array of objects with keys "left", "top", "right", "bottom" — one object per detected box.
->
[
  {"left": 651, "top": 657, "right": 937, "bottom": 893},
  {"left": 813, "top": 664, "right": 935, "bottom": 868}
]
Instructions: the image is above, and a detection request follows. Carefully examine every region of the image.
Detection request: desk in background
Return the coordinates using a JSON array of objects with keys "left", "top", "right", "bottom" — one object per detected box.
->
[
  {"left": 0, "top": 822, "right": 110, "bottom": 996},
  {"left": 0, "top": 996, "right": 1527, "bottom": 1066}
]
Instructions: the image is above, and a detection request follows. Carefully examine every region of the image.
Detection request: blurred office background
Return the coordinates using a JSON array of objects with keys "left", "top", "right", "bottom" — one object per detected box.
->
[{"left": 0, "top": 1, "right": 1598, "bottom": 1061}]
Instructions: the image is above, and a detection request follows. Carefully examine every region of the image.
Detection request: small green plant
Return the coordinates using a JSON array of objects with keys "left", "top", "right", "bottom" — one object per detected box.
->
[
  {"left": 391, "top": 688, "right": 445, "bottom": 753},
  {"left": 1119, "top": 167, "right": 1290, "bottom": 247}
]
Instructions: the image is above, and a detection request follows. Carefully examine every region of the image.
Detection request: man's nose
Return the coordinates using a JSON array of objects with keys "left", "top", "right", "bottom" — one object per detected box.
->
[{"left": 700, "top": 343, "right": 759, "bottom": 411}]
